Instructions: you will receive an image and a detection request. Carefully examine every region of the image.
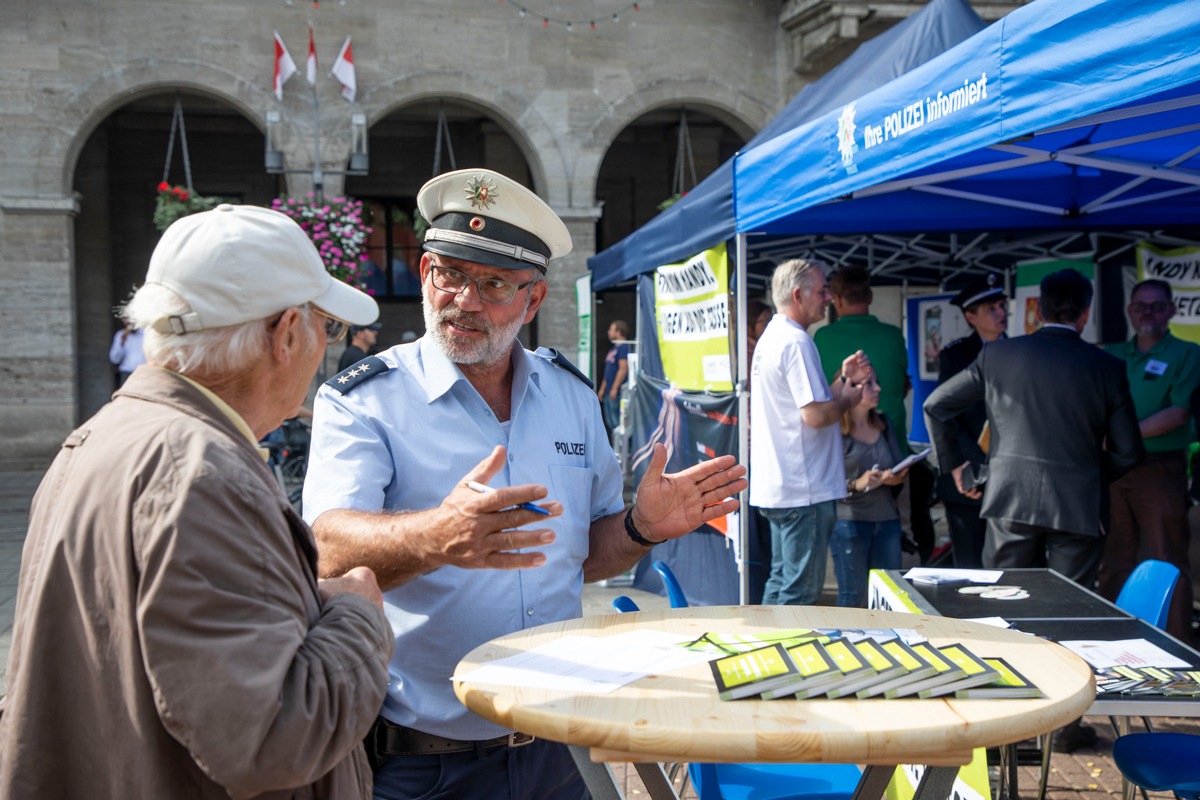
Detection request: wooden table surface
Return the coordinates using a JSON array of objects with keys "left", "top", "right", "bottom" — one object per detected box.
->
[{"left": 454, "top": 605, "right": 1095, "bottom": 767}]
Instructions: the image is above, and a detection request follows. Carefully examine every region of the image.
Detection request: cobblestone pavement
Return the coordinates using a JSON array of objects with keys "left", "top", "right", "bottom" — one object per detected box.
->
[{"left": 2, "top": 470, "right": 1198, "bottom": 798}]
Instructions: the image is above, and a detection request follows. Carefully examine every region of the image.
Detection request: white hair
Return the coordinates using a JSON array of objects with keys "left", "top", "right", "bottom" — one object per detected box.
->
[
  {"left": 120, "top": 283, "right": 317, "bottom": 376},
  {"left": 770, "top": 258, "right": 828, "bottom": 310}
]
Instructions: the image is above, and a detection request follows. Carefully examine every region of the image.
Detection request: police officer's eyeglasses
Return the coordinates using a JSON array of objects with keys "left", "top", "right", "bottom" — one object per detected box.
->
[
  {"left": 313, "top": 308, "right": 350, "bottom": 344},
  {"left": 430, "top": 264, "right": 535, "bottom": 306},
  {"left": 1130, "top": 301, "right": 1170, "bottom": 314}
]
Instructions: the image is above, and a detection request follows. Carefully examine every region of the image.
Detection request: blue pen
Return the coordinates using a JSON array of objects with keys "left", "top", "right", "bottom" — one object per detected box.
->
[{"left": 465, "top": 480, "right": 551, "bottom": 515}]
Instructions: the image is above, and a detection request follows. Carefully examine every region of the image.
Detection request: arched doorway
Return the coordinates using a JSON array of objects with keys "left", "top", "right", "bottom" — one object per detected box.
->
[
  {"left": 592, "top": 106, "right": 747, "bottom": 378},
  {"left": 344, "top": 98, "right": 538, "bottom": 351},
  {"left": 72, "top": 90, "right": 278, "bottom": 419}
]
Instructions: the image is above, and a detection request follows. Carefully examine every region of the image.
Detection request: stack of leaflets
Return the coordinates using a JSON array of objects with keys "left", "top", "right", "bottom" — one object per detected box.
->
[
  {"left": 1095, "top": 666, "right": 1200, "bottom": 696},
  {"left": 916, "top": 644, "right": 999, "bottom": 698},
  {"left": 878, "top": 642, "right": 971, "bottom": 698},
  {"left": 702, "top": 628, "right": 1044, "bottom": 702}
]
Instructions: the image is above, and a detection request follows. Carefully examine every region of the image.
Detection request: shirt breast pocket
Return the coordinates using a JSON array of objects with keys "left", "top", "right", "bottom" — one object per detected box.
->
[{"left": 548, "top": 465, "right": 594, "bottom": 563}]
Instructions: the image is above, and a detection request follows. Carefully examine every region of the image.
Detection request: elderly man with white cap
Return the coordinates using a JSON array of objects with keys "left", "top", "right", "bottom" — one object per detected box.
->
[
  {"left": 0, "top": 204, "right": 394, "bottom": 799},
  {"left": 303, "top": 169, "right": 747, "bottom": 800}
]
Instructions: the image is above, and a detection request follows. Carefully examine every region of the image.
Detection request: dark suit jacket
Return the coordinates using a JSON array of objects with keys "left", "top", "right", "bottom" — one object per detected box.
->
[{"left": 923, "top": 326, "right": 1143, "bottom": 537}]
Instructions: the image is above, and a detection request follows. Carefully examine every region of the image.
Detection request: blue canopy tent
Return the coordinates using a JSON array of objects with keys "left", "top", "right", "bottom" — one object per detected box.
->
[
  {"left": 587, "top": 0, "right": 987, "bottom": 292},
  {"left": 590, "top": 0, "right": 987, "bottom": 604},
  {"left": 734, "top": 0, "right": 1200, "bottom": 279},
  {"left": 717, "top": 0, "right": 1200, "bottom": 598}
]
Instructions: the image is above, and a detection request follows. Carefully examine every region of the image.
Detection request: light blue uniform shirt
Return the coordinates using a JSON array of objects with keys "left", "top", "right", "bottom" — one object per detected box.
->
[{"left": 303, "top": 337, "right": 624, "bottom": 739}]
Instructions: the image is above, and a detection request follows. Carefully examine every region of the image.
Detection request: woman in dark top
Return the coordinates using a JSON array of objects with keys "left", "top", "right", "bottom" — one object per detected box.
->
[{"left": 833, "top": 370, "right": 909, "bottom": 606}]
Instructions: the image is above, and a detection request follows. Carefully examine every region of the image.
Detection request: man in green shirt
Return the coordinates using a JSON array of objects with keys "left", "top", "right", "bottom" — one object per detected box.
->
[
  {"left": 815, "top": 267, "right": 933, "bottom": 561},
  {"left": 1099, "top": 278, "right": 1200, "bottom": 644},
  {"left": 814, "top": 267, "right": 910, "bottom": 453}
]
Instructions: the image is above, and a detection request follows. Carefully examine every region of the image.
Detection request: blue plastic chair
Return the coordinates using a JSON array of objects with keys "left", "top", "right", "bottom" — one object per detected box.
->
[
  {"left": 1115, "top": 559, "right": 1181, "bottom": 628},
  {"left": 611, "top": 595, "right": 640, "bottom": 614},
  {"left": 622, "top": 565, "right": 862, "bottom": 800},
  {"left": 652, "top": 560, "right": 690, "bottom": 608},
  {"left": 1114, "top": 733, "right": 1200, "bottom": 800}
]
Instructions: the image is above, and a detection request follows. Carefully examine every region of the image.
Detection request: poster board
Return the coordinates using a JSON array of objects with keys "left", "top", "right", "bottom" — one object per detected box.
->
[
  {"left": 654, "top": 243, "right": 733, "bottom": 391},
  {"left": 906, "top": 293, "right": 969, "bottom": 444},
  {"left": 575, "top": 273, "right": 593, "bottom": 380}
]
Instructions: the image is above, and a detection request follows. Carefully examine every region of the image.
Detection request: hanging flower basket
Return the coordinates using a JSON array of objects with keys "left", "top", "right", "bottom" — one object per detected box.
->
[
  {"left": 153, "top": 182, "right": 220, "bottom": 232},
  {"left": 271, "top": 195, "right": 373, "bottom": 293}
]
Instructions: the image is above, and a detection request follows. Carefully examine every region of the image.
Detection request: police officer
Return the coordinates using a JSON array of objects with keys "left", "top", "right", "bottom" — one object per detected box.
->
[
  {"left": 302, "top": 168, "right": 747, "bottom": 800},
  {"left": 936, "top": 274, "right": 1007, "bottom": 567}
]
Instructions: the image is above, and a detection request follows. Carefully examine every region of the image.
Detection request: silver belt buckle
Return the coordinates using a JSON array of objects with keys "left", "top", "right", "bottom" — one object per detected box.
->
[{"left": 506, "top": 732, "right": 535, "bottom": 748}]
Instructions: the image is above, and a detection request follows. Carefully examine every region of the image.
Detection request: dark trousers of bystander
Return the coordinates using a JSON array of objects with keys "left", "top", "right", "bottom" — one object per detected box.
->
[
  {"left": 984, "top": 518, "right": 1104, "bottom": 588},
  {"left": 1098, "top": 451, "right": 1195, "bottom": 644}
]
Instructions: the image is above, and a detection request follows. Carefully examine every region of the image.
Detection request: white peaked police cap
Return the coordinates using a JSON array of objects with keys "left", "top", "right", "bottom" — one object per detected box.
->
[
  {"left": 417, "top": 168, "right": 571, "bottom": 273},
  {"left": 144, "top": 204, "right": 379, "bottom": 334}
]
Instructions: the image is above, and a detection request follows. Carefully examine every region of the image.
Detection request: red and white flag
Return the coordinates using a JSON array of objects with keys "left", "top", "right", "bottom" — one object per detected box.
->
[
  {"left": 331, "top": 35, "right": 356, "bottom": 103},
  {"left": 272, "top": 31, "right": 297, "bottom": 100},
  {"left": 306, "top": 25, "right": 317, "bottom": 85}
]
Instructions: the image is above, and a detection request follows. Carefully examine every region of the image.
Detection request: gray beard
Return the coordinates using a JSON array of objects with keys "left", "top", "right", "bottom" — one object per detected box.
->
[{"left": 422, "top": 293, "right": 528, "bottom": 367}]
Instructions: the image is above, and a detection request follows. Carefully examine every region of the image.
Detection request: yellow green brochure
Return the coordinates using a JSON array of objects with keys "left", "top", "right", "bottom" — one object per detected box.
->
[
  {"left": 918, "top": 644, "right": 999, "bottom": 698},
  {"left": 762, "top": 638, "right": 867, "bottom": 699},
  {"left": 710, "top": 643, "right": 801, "bottom": 700},
  {"left": 852, "top": 638, "right": 937, "bottom": 698},
  {"left": 882, "top": 641, "right": 966, "bottom": 698},
  {"left": 953, "top": 656, "right": 1043, "bottom": 698},
  {"left": 758, "top": 640, "right": 842, "bottom": 699},
  {"left": 682, "top": 629, "right": 831, "bottom": 656}
]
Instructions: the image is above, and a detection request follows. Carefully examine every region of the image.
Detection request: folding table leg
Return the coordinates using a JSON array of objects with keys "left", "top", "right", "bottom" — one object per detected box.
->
[
  {"left": 568, "top": 746, "right": 626, "bottom": 800},
  {"left": 854, "top": 765, "right": 908, "bottom": 800},
  {"left": 632, "top": 762, "right": 682, "bottom": 800},
  {"left": 912, "top": 766, "right": 961, "bottom": 800}
]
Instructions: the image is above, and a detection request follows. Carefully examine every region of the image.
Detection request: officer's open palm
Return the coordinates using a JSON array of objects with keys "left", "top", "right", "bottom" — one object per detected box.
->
[{"left": 629, "top": 443, "right": 747, "bottom": 543}]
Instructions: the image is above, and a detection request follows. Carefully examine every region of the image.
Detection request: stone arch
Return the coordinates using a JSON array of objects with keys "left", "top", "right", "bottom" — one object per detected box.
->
[
  {"left": 572, "top": 77, "right": 770, "bottom": 207},
  {"left": 47, "top": 59, "right": 272, "bottom": 198},
  {"left": 58, "top": 63, "right": 276, "bottom": 420},
  {"left": 360, "top": 71, "right": 562, "bottom": 207}
]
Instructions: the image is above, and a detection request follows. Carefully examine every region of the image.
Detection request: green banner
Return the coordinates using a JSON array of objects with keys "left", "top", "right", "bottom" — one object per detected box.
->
[
  {"left": 654, "top": 243, "right": 732, "bottom": 391},
  {"left": 575, "top": 273, "right": 593, "bottom": 381},
  {"left": 1138, "top": 242, "right": 1200, "bottom": 345}
]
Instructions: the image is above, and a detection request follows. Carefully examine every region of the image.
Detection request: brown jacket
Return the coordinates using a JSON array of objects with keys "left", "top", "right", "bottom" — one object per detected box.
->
[{"left": 0, "top": 367, "right": 393, "bottom": 799}]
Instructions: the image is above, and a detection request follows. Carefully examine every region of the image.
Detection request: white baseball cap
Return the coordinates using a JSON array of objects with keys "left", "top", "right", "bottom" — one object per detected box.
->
[{"left": 144, "top": 204, "right": 378, "bottom": 334}]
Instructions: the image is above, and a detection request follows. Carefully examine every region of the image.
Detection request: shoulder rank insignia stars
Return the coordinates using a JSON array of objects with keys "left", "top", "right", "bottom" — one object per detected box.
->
[{"left": 324, "top": 355, "right": 390, "bottom": 395}]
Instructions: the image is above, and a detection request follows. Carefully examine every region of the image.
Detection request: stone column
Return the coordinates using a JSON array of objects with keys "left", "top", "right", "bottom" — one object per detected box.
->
[
  {"left": 542, "top": 207, "right": 602, "bottom": 365},
  {"left": 0, "top": 195, "right": 81, "bottom": 469}
]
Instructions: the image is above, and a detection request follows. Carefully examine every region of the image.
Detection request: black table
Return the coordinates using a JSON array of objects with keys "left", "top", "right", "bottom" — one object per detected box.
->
[
  {"left": 892, "top": 568, "right": 1130, "bottom": 620},
  {"left": 874, "top": 568, "right": 1200, "bottom": 800}
]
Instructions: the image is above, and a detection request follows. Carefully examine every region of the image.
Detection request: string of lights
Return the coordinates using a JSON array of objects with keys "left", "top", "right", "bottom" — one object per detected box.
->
[{"left": 496, "top": 1, "right": 645, "bottom": 31}]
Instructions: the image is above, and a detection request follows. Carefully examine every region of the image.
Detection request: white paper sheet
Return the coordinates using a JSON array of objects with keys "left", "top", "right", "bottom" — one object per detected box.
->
[
  {"left": 963, "top": 617, "right": 1014, "bottom": 629},
  {"left": 1059, "top": 638, "right": 1192, "bottom": 669},
  {"left": 454, "top": 629, "right": 718, "bottom": 694},
  {"left": 903, "top": 567, "right": 1003, "bottom": 584}
]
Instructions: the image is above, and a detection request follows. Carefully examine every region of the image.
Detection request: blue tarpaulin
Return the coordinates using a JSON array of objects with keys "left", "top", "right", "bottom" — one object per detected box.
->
[
  {"left": 734, "top": 0, "right": 1200, "bottom": 240},
  {"left": 587, "top": 0, "right": 987, "bottom": 291}
]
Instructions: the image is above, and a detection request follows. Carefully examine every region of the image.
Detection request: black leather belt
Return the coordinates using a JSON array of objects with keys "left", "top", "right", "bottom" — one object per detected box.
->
[{"left": 370, "top": 717, "right": 535, "bottom": 757}]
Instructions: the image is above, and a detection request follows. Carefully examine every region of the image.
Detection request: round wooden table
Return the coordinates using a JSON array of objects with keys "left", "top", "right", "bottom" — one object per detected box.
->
[{"left": 454, "top": 605, "right": 1094, "bottom": 797}]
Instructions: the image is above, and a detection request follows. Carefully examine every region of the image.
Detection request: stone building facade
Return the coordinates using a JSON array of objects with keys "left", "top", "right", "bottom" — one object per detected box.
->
[{"left": 0, "top": 0, "right": 1020, "bottom": 467}]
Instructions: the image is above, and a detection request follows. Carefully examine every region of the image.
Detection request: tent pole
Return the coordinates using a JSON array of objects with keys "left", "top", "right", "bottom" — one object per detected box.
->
[{"left": 735, "top": 232, "right": 750, "bottom": 605}]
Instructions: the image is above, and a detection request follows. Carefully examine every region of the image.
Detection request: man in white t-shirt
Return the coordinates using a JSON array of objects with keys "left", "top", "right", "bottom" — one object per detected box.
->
[{"left": 750, "top": 259, "right": 871, "bottom": 605}]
